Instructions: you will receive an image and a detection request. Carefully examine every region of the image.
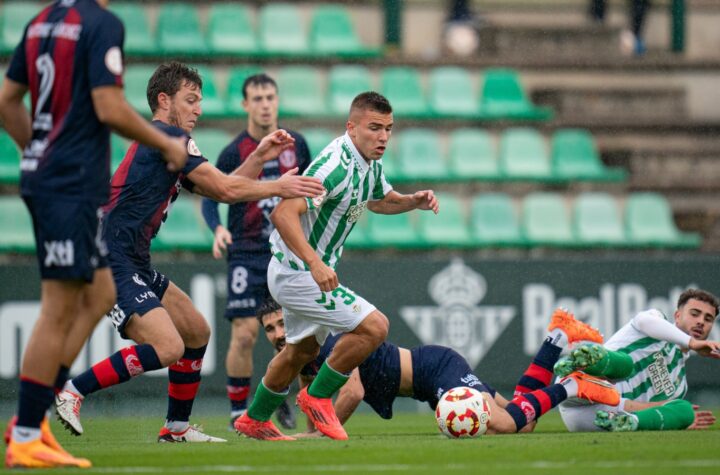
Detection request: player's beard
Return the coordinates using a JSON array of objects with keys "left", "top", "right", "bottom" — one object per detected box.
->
[{"left": 275, "top": 337, "right": 286, "bottom": 352}]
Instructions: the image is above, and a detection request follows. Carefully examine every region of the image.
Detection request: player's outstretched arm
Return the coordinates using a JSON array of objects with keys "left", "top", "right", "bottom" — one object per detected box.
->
[
  {"left": 231, "top": 130, "right": 296, "bottom": 178},
  {"left": 367, "top": 190, "right": 439, "bottom": 215},
  {"left": 688, "top": 338, "right": 720, "bottom": 358},
  {"left": 0, "top": 78, "right": 31, "bottom": 150},
  {"left": 91, "top": 85, "right": 187, "bottom": 172},
  {"left": 271, "top": 198, "right": 338, "bottom": 292}
]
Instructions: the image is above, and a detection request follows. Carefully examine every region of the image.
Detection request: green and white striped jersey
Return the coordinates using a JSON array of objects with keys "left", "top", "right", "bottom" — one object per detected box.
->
[
  {"left": 269, "top": 133, "right": 393, "bottom": 271},
  {"left": 605, "top": 309, "right": 689, "bottom": 403}
]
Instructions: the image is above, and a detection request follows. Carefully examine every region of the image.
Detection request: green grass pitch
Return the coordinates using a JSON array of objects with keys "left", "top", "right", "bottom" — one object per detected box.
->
[{"left": 4, "top": 411, "right": 720, "bottom": 474}]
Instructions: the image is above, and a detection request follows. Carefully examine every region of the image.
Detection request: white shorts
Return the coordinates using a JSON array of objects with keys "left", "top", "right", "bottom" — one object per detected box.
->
[
  {"left": 267, "top": 258, "right": 377, "bottom": 345},
  {"left": 558, "top": 399, "right": 618, "bottom": 432}
]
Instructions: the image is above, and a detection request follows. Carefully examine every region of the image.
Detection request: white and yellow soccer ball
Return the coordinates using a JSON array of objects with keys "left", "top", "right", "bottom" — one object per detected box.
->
[{"left": 435, "top": 386, "right": 491, "bottom": 438}]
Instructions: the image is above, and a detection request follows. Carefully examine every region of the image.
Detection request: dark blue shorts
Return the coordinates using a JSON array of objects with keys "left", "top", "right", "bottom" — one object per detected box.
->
[
  {"left": 23, "top": 195, "right": 108, "bottom": 282},
  {"left": 105, "top": 262, "right": 170, "bottom": 339},
  {"left": 224, "top": 252, "right": 271, "bottom": 320},
  {"left": 411, "top": 345, "right": 496, "bottom": 411}
]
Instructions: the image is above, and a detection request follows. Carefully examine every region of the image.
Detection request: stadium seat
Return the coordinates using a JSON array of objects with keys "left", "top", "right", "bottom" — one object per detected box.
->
[
  {"left": 447, "top": 128, "right": 499, "bottom": 180},
  {"left": 394, "top": 129, "right": 448, "bottom": 182},
  {"left": 551, "top": 129, "right": 627, "bottom": 182},
  {"left": 380, "top": 67, "right": 428, "bottom": 118},
  {"left": 1, "top": 3, "right": 40, "bottom": 54},
  {"left": 429, "top": 67, "right": 479, "bottom": 118},
  {"left": 109, "top": 3, "right": 157, "bottom": 56},
  {"left": 153, "top": 198, "right": 212, "bottom": 252},
  {"left": 310, "top": 5, "right": 366, "bottom": 56},
  {"left": 366, "top": 211, "right": 422, "bottom": 248},
  {"left": 207, "top": 4, "right": 256, "bottom": 55},
  {"left": 299, "top": 128, "right": 336, "bottom": 159},
  {"left": 278, "top": 66, "right": 326, "bottom": 116},
  {"left": 124, "top": 66, "right": 155, "bottom": 114},
  {"left": 522, "top": 193, "right": 574, "bottom": 246},
  {"left": 470, "top": 193, "right": 525, "bottom": 246},
  {"left": 625, "top": 193, "right": 701, "bottom": 248},
  {"left": 193, "top": 66, "right": 226, "bottom": 118},
  {"left": 417, "top": 193, "right": 471, "bottom": 247},
  {"left": 328, "top": 65, "right": 373, "bottom": 116},
  {"left": 225, "top": 66, "right": 264, "bottom": 116},
  {"left": 499, "top": 128, "right": 552, "bottom": 180},
  {"left": 479, "top": 69, "right": 553, "bottom": 120},
  {"left": 0, "top": 130, "right": 21, "bottom": 184},
  {"left": 110, "top": 134, "right": 129, "bottom": 174},
  {"left": 192, "top": 128, "right": 233, "bottom": 163},
  {"left": 259, "top": 3, "right": 309, "bottom": 55},
  {"left": 157, "top": 3, "right": 207, "bottom": 55},
  {"left": 573, "top": 193, "right": 626, "bottom": 246},
  {"left": 0, "top": 196, "right": 35, "bottom": 253}
]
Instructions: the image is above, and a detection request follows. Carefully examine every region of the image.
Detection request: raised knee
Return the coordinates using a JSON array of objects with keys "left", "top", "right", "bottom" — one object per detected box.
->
[
  {"left": 156, "top": 337, "right": 184, "bottom": 367},
  {"left": 370, "top": 313, "right": 389, "bottom": 343}
]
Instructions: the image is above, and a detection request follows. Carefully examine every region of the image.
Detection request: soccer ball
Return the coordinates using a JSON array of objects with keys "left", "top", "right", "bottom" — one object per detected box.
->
[{"left": 435, "top": 386, "right": 491, "bottom": 438}]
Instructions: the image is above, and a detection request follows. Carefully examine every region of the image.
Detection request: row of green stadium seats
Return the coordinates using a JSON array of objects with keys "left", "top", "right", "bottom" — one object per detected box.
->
[
  {"left": 119, "top": 65, "right": 551, "bottom": 120},
  {"left": 0, "top": 192, "right": 699, "bottom": 253},
  {"left": 0, "top": 2, "right": 379, "bottom": 58},
  {"left": 0, "top": 127, "right": 624, "bottom": 185}
]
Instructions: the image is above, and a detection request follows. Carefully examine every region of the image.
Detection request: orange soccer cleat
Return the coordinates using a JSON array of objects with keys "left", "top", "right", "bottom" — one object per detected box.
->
[
  {"left": 5, "top": 438, "right": 91, "bottom": 469},
  {"left": 233, "top": 413, "right": 295, "bottom": 441},
  {"left": 296, "top": 387, "right": 348, "bottom": 441},
  {"left": 562, "top": 372, "right": 620, "bottom": 406},
  {"left": 5, "top": 416, "right": 70, "bottom": 456},
  {"left": 547, "top": 308, "right": 603, "bottom": 345}
]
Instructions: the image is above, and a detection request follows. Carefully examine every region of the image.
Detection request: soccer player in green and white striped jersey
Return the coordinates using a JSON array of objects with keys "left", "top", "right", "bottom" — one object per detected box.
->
[
  {"left": 234, "top": 92, "right": 440, "bottom": 441},
  {"left": 557, "top": 288, "right": 720, "bottom": 432}
]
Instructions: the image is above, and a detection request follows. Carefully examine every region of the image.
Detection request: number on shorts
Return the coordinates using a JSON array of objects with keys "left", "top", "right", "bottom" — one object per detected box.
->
[
  {"left": 332, "top": 286, "right": 356, "bottom": 305},
  {"left": 231, "top": 266, "right": 248, "bottom": 294},
  {"left": 105, "top": 304, "right": 126, "bottom": 330}
]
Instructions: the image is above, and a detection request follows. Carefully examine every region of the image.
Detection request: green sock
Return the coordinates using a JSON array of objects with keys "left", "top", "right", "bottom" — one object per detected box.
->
[
  {"left": 635, "top": 400, "right": 695, "bottom": 431},
  {"left": 308, "top": 361, "right": 349, "bottom": 398},
  {"left": 585, "top": 349, "right": 634, "bottom": 379},
  {"left": 246, "top": 381, "right": 287, "bottom": 422}
]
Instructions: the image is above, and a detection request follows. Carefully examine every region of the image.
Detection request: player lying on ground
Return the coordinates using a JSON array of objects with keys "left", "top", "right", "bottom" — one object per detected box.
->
[
  {"left": 52, "top": 62, "right": 324, "bottom": 443},
  {"left": 256, "top": 299, "right": 618, "bottom": 435},
  {"left": 555, "top": 288, "right": 720, "bottom": 432}
]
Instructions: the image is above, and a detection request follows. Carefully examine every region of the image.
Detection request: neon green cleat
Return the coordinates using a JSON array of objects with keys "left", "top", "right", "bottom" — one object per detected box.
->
[
  {"left": 553, "top": 344, "right": 607, "bottom": 377},
  {"left": 594, "top": 411, "right": 639, "bottom": 432}
]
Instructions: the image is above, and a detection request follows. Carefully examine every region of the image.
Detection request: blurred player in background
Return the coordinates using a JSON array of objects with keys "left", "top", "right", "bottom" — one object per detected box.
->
[
  {"left": 258, "top": 300, "right": 619, "bottom": 436},
  {"left": 556, "top": 288, "right": 720, "bottom": 432},
  {"left": 201, "top": 73, "right": 311, "bottom": 430},
  {"left": 54, "top": 62, "right": 323, "bottom": 444},
  {"left": 0, "top": 0, "right": 187, "bottom": 469}
]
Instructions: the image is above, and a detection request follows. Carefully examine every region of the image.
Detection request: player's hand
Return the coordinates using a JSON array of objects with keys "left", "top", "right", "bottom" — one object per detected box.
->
[
  {"left": 413, "top": 190, "right": 439, "bottom": 214},
  {"left": 688, "top": 405, "right": 716, "bottom": 430},
  {"left": 276, "top": 168, "right": 325, "bottom": 199},
  {"left": 162, "top": 136, "right": 189, "bottom": 172},
  {"left": 688, "top": 338, "right": 720, "bottom": 358},
  {"left": 310, "top": 260, "right": 338, "bottom": 292},
  {"left": 253, "top": 129, "right": 295, "bottom": 163},
  {"left": 212, "top": 225, "right": 232, "bottom": 259}
]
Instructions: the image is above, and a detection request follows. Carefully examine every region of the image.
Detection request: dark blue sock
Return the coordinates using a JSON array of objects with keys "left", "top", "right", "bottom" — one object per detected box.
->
[
  {"left": 227, "top": 377, "right": 251, "bottom": 413},
  {"left": 17, "top": 378, "right": 54, "bottom": 428},
  {"left": 167, "top": 345, "right": 206, "bottom": 422},
  {"left": 73, "top": 344, "right": 162, "bottom": 396}
]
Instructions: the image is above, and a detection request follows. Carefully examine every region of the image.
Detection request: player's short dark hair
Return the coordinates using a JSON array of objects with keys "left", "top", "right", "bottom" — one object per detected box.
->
[
  {"left": 242, "top": 73, "right": 278, "bottom": 99},
  {"left": 677, "top": 289, "right": 719, "bottom": 317},
  {"left": 146, "top": 61, "right": 203, "bottom": 113},
  {"left": 349, "top": 91, "right": 392, "bottom": 116},
  {"left": 256, "top": 297, "right": 282, "bottom": 325}
]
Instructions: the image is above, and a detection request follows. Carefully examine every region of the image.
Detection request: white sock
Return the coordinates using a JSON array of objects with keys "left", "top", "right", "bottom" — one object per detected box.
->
[
  {"left": 561, "top": 377, "right": 579, "bottom": 398},
  {"left": 12, "top": 425, "right": 41, "bottom": 443},
  {"left": 64, "top": 380, "right": 82, "bottom": 397},
  {"left": 230, "top": 409, "right": 245, "bottom": 419},
  {"left": 165, "top": 420, "right": 190, "bottom": 433},
  {"left": 548, "top": 329, "right": 569, "bottom": 349}
]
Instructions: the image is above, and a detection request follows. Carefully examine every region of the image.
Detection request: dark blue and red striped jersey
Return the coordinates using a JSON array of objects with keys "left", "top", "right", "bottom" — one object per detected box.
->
[
  {"left": 103, "top": 121, "right": 206, "bottom": 267},
  {"left": 6, "top": 0, "right": 125, "bottom": 202},
  {"left": 201, "top": 129, "right": 311, "bottom": 254}
]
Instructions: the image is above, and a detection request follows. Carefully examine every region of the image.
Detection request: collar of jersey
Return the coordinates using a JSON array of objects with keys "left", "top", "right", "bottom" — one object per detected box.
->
[{"left": 342, "top": 132, "right": 370, "bottom": 174}]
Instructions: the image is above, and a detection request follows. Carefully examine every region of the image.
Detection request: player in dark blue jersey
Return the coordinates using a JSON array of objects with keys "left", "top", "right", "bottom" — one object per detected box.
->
[
  {"left": 201, "top": 73, "right": 311, "bottom": 429},
  {"left": 53, "top": 62, "right": 324, "bottom": 444},
  {"left": 255, "top": 300, "right": 620, "bottom": 437},
  {"left": 0, "top": 0, "right": 187, "bottom": 469}
]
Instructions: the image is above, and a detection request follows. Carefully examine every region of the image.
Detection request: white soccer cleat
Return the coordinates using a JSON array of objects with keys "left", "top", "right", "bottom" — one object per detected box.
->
[
  {"left": 157, "top": 425, "right": 227, "bottom": 443},
  {"left": 55, "top": 390, "right": 84, "bottom": 436}
]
